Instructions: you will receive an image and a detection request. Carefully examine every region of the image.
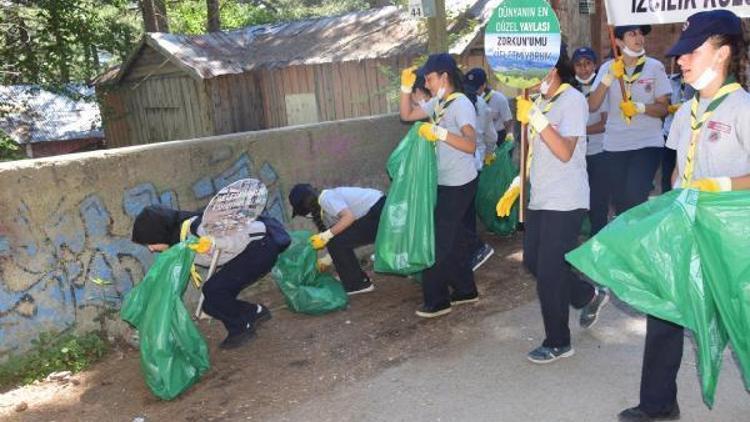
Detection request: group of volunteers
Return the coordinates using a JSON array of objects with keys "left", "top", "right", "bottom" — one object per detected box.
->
[{"left": 127, "top": 8, "right": 749, "bottom": 422}]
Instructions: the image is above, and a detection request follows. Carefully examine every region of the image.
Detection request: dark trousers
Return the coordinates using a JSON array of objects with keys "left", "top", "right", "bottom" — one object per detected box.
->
[
  {"left": 523, "top": 209, "right": 595, "bottom": 348},
  {"left": 466, "top": 175, "right": 484, "bottom": 254},
  {"left": 327, "top": 196, "right": 385, "bottom": 291},
  {"left": 587, "top": 152, "right": 610, "bottom": 236},
  {"left": 202, "top": 237, "right": 279, "bottom": 335},
  {"left": 661, "top": 147, "right": 677, "bottom": 193},
  {"left": 422, "top": 178, "right": 478, "bottom": 308},
  {"left": 605, "top": 147, "right": 663, "bottom": 214},
  {"left": 640, "top": 316, "right": 684, "bottom": 413}
]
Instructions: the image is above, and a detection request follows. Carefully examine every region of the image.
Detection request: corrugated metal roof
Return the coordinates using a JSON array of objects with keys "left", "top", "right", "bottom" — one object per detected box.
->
[
  {"left": 143, "top": 6, "right": 425, "bottom": 80},
  {"left": 97, "top": 2, "right": 498, "bottom": 84},
  {"left": 0, "top": 85, "right": 103, "bottom": 144}
]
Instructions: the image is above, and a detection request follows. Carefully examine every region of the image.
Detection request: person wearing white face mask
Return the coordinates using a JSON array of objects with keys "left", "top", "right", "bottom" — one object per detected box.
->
[
  {"left": 496, "top": 44, "right": 608, "bottom": 364},
  {"left": 400, "top": 53, "right": 480, "bottom": 318},
  {"left": 588, "top": 25, "right": 671, "bottom": 218},
  {"left": 572, "top": 47, "right": 609, "bottom": 235},
  {"left": 617, "top": 10, "right": 750, "bottom": 422}
]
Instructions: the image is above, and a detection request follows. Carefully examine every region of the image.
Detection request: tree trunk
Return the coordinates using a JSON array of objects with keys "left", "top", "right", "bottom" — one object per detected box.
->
[
  {"left": 140, "top": 0, "right": 169, "bottom": 32},
  {"left": 207, "top": 0, "right": 221, "bottom": 32}
]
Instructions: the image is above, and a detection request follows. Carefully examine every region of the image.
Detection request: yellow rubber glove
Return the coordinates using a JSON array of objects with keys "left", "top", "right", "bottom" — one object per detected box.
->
[
  {"left": 418, "top": 122, "right": 448, "bottom": 142},
  {"left": 310, "top": 230, "right": 334, "bottom": 250},
  {"left": 687, "top": 177, "right": 732, "bottom": 192},
  {"left": 496, "top": 176, "right": 521, "bottom": 217},
  {"left": 515, "top": 96, "right": 532, "bottom": 125},
  {"left": 602, "top": 58, "right": 625, "bottom": 87},
  {"left": 401, "top": 66, "right": 418, "bottom": 94},
  {"left": 316, "top": 254, "right": 333, "bottom": 272},
  {"left": 528, "top": 104, "right": 550, "bottom": 133},
  {"left": 505, "top": 133, "right": 514, "bottom": 143},
  {"left": 188, "top": 236, "right": 213, "bottom": 254},
  {"left": 620, "top": 100, "right": 645, "bottom": 119},
  {"left": 668, "top": 103, "right": 681, "bottom": 114},
  {"left": 483, "top": 152, "right": 496, "bottom": 166}
]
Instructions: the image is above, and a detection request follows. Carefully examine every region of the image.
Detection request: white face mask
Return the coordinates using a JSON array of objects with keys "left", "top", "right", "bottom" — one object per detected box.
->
[
  {"left": 622, "top": 46, "right": 645, "bottom": 58},
  {"left": 436, "top": 86, "right": 446, "bottom": 99},
  {"left": 690, "top": 66, "right": 719, "bottom": 91},
  {"left": 575, "top": 74, "right": 595, "bottom": 85},
  {"left": 539, "top": 79, "right": 551, "bottom": 96}
]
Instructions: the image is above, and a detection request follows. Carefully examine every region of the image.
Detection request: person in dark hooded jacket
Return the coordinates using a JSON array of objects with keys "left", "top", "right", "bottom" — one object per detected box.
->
[{"left": 132, "top": 205, "right": 287, "bottom": 349}]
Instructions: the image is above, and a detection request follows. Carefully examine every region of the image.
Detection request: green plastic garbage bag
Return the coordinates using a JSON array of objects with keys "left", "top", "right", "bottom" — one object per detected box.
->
[
  {"left": 567, "top": 189, "right": 750, "bottom": 407},
  {"left": 374, "top": 123, "right": 438, "bottom": 274},
  {"left": 476, "top": 140, "right": 518, "bottom": 236},
  {"left": 121, "top": 238, "right": 210, "bottom": 400},
  {"left": 271, "top": 231, "right": 348, "bottom": 315}
]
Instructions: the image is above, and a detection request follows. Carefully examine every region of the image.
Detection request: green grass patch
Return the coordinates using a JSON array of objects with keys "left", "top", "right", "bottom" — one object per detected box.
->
[{"left": 0, "top": 331, "right": 110, "bottom": 389}]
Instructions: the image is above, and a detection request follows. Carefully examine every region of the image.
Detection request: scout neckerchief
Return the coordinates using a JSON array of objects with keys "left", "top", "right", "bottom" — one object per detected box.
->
[
  {"left": 483, "top": 89, "right": 493, "bottom": 103},
  {"left": 526, "top": 83, "right": 572, "bottom": 176},
  {"left": 681, "top": 77, "right": 742, "bottom": 186},
  {"left": 180, "top": 219, "right": 204, "bottom": 288},
  {"left": 621, "top": 55, "right": 647, "bottom": 124},
  {"left": 431, "top": 92, "right": 464, "bottom": 125}
]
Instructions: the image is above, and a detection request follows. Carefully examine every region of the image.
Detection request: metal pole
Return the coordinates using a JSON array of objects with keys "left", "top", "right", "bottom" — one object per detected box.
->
[{"left": 194, "top": 249, "right": 221, "bottom": 320}]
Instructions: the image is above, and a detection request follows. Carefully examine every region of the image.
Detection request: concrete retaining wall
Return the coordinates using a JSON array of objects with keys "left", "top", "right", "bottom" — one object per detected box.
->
[{"left": 0, "top": 113, "right": 408, "bottom": 361}]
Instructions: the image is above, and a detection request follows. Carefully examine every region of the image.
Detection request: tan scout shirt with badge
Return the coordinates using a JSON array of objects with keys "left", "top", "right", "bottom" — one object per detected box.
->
[
  {"left": 592, "top": 57, "right": 672, "bottom": 152},
  {"left": 667, "top": 89, "right": 750, "bottom": 188}
]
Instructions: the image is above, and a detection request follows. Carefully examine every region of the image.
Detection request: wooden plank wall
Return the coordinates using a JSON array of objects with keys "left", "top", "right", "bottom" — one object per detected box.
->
[
  {"left": 121, "top": 46, "right": 185, "bottom": 82},
  {"left": 206, "top": 73, "right": 265, "bottom": 135},
  {"left": 256, "top": 57, "right": 416, "bottom": 129}
]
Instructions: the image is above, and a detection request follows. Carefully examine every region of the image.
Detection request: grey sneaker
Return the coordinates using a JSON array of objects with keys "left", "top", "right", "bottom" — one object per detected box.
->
[
  {"left": 580, "top": 287, "right": 610, "bottom": 329},
  {"left": 527, "top": 345, "right": 574, "bottom": 364}
]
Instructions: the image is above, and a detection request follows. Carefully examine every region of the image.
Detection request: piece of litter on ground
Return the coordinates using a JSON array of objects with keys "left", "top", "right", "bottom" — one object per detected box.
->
[{"left": 14, "top": 402, "right": 28, "bottom": 412}]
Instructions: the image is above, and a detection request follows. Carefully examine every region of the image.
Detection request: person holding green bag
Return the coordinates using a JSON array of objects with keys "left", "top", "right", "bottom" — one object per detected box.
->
[
  {"left": 399, "top": 53, "right": 480, "bottom": 318},
  {"left": 288, "top": 183, "right": 384, "bottom": 296},
  {"left": 618, "top": 10, "right": 750, "bottom": 422},
  {"left": 496, "top": 44, "right": 608, "bottom": 364}
]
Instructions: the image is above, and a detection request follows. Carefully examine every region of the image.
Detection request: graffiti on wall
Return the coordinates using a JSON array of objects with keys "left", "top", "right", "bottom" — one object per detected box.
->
[{"left": 0, "top": 151, "right": 285, "bottom": 358}]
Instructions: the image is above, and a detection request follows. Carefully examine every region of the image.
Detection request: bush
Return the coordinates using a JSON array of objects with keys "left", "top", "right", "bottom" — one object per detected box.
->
[{"left": 0, "top": 331, "right": 110, "bottom": 388}]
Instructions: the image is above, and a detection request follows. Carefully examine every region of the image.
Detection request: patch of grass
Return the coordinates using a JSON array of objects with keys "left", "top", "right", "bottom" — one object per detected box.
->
[{"left": 0, "top": 331, "right": 110, "bottom": 389}]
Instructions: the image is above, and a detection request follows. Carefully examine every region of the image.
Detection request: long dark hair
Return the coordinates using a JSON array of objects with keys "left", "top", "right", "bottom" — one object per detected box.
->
[
  {"left": 556, "top": 43, "right": 576, "bottom": 86},
  {"left": 295, "top": 188, "right": 328, "bottom": 232},
  {"left": 710, "top": 31, "right": 749, "bottom": 88}
]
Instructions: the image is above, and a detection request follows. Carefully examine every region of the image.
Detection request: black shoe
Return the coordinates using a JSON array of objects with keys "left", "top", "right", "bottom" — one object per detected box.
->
[
  {"left": 415, "top": 303, "right": 452, "bottom": 318},
  {"left": 618, "top": 404, "right": 680, "bottom": 421},
  {"left": 219, "top": 326, "right": 256, "bottom": 350},
  {"left": 580, "top": 286, "right": 610, "bottom": 329},
  {"left": 346, "top": 277, "right": 375, "bottom": 296},
  {"left": 471, "top": 243, "right": 495, "bottom": 272},
  {"left": 450, "top": 291, "right": 479, "bottom": 306},
  {"left": 526, "top": 345, "right": 574, "bottom": 364},
  {"left": 254, "top": 304, "right": 272, "bottom": 326}
]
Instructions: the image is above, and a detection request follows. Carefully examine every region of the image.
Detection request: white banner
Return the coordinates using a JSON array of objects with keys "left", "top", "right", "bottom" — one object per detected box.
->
[{"left": 604, "top": 1, "right": 750, "bottom": 26}]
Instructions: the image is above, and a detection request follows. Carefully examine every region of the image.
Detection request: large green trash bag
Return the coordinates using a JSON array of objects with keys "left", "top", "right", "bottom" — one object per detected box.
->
[
  {"left": 374, "top": 123, "right": 438, "bottom": 274},
  {"left": 120, "top": 238, "right": 210, "bottom": 400},
  {"left": 566, "top": 189, "right": 750, "bottom": 407},
  {"left": 271, "top": 231, "right": 348, "bottom": 315},
  {"left": 476, "top": 140, "right": 518, "bottom": 236}
]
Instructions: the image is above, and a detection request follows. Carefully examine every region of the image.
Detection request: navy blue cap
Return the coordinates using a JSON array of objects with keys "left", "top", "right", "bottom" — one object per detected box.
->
[
  {"left": 614, "top": 25, "right": 652, "bottom": 39},
  {"left": 421, "top": 53, "right": 458, "bottom": 75},
  {"left": 288, "top": 183, "right": 316, "bottom": 217},
  {"left": 666, "top": 10, "right": 743, "bottom": 57},
  {"left": 572, "top": 47, "right": 597, "bottom": 64},
  {"left": 465, "top": 68, "right": 487, "bottom": 87}
]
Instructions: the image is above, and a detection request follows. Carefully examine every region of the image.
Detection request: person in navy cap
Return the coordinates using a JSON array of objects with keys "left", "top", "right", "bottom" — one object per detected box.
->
[
  {"left": 399, "top": 53, "right": 481, "bottom": 318},
  {"left": 588, "top": 23, "right": 671, "bottom": 223},
  {"left": 465, "top": 68, "right": 513, "bottom": 147},
  {"left": 571, "top": 46, "right": 609, "bottom": 235},
  {"left": 618, "top": 10, "right": 750, "bottom": 422}
]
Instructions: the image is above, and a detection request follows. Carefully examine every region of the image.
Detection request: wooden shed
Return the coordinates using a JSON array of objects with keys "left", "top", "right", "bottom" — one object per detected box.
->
[{"left": 94, "top": 3, "right": 498, "bottom": 148}]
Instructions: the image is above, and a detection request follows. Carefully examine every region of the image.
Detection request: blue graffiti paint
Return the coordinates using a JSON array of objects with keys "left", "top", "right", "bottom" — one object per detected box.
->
[
  {"left": 192, "top": 177, "right": 214, "bottom": 199},
  {"left": 0, "top": 236, "right": 9, "bottom": 256},
  {"left": 213, "top": 153, "right": 252, "bottom": 191},
  {"left": 160, "top": 191, "right": 177, "bottom": 209},
  {"left": 123, "top": 183, "right": 160, "bottom": 217},
  {"left": 259, "top": 162, "right": 279, "bottom": 186}
]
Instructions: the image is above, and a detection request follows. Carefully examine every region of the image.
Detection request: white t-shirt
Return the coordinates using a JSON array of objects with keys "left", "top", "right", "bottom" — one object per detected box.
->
[
  {"left": 474, "top": 96, "right": 498, "bottom": 171},
  {"left": 579, "top": 82, "right": 606, "bottom": 156},
  {"left": 319, "top": 187, "right": 384, "bottom": 227},
  {"left": 663, "top": 75, "right": 695, "bottom": 138},
  {"left": 484, "top": 89, "right": 513, "bottom": 132},
  {"left": 528, "top": 87, "right": 590, "bottom": 211},
  {"left": 592, "top": 57, "right": 672, "bottom": 152},
  {"left": 666, "top": 89, "right": 750, "bottom": 188},
  {"left": 421, "top": 94, "right": 478, "bottom": 186}
]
